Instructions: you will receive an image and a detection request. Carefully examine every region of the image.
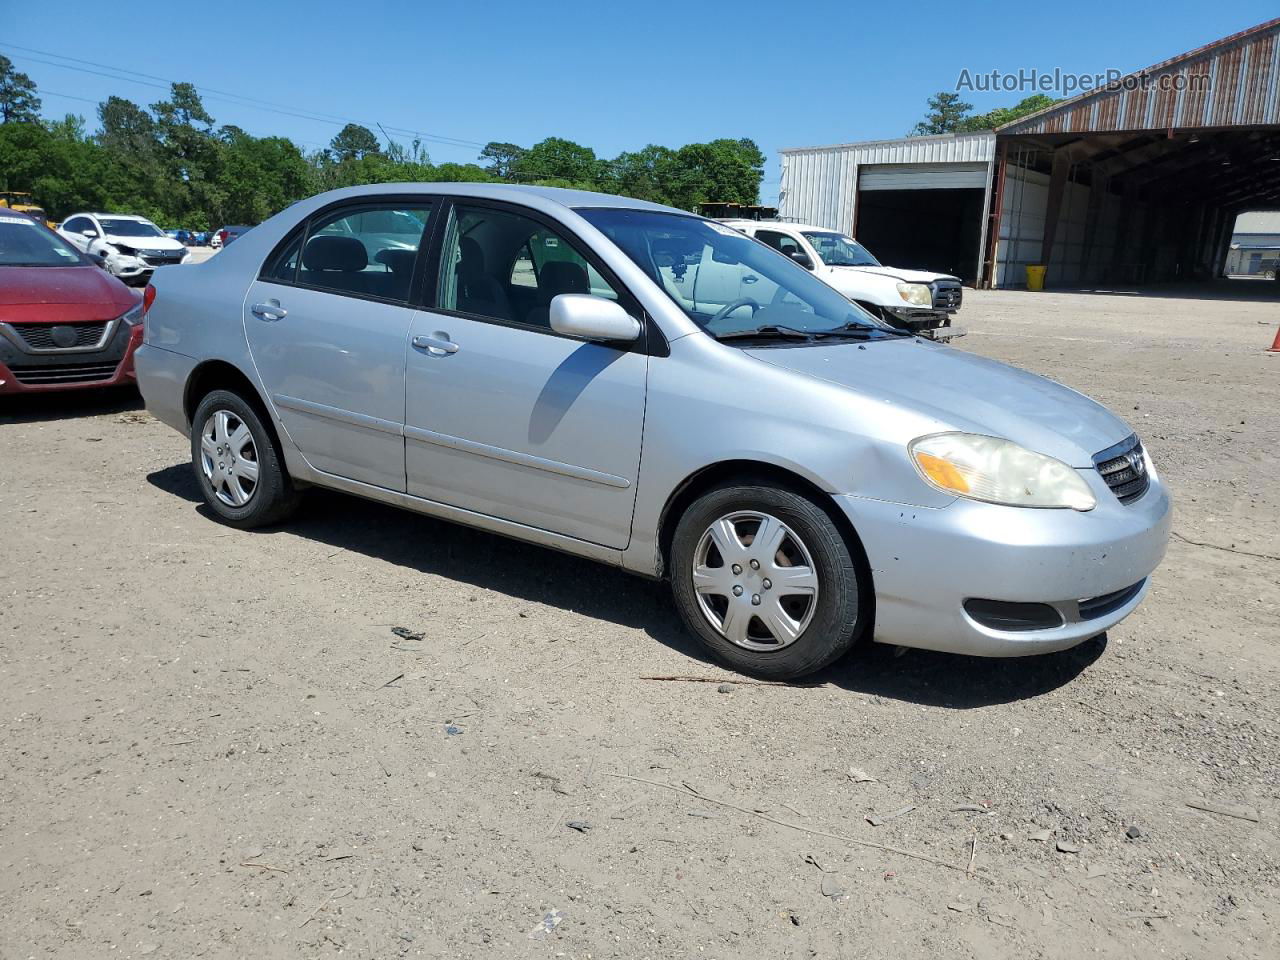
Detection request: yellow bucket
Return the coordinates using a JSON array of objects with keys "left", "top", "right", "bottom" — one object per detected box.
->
[{"left": 1025, "top": 264, "right": 1046, "bottom": 291}]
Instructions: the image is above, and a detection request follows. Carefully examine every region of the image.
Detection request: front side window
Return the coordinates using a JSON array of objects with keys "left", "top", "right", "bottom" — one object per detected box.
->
[
  {"left": 0, "top": 215, "right": 87, "bottom": 267},
  {"left": 577, "top": 208, "right": 890, "bottom": 340},
  {"left": 296, "top": 202, "right": 432, "bottom": 301},
  {"left": 439, "top": 205, "right": 619, "bottom": 328},
  {"left": 801, "top": 231, "right": 880, "bottom": 267},
  {"left": 63, "top": 217, "right": 91, "bottom": 235}
]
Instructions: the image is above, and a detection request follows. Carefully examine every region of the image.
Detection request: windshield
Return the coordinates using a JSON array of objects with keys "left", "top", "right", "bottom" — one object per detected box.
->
[
  {"left": 99, "top": 218, "right": 165, "bottom": 238},
  {"left": 577, "top": 208, "right": 887, "bottom": 339},
  {"left": 801, "top": 231, "right": 880, "bottom": 267},
  {"left": 0, "top": 215, "right": 87, "bottom": 267}
]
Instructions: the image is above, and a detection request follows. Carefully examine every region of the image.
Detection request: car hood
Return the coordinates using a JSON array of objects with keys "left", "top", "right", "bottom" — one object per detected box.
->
[
  {"left": 744, "top": 339, "right": 1132, "bottom": 467},
  {"left": 828, "top": 265, "right": 957, "bottom": 283},
  {"left": 0, "top": 264, "right": 136, "bottom": 321},
  {"left": 105, "top": 234, "right": 185, "bottom": 252}
]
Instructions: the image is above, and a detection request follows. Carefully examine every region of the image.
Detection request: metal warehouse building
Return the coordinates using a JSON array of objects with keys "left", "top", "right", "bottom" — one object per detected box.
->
[{"left": 779, "top": 17, "right": 1280, "bottom": 289}]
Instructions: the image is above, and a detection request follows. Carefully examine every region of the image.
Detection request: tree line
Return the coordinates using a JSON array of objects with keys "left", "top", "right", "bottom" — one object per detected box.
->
[
  {"left": 0, "top": 55, "right": 765, "bottom": 229},
  {"left": 911, "top": 91, "right": 1057, "bottom": 136}
]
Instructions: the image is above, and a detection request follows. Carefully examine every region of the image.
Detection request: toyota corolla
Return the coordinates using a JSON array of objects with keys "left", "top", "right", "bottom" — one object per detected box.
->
[{"left": 134, "top": 184, "right": 1171, "bottom": 679}]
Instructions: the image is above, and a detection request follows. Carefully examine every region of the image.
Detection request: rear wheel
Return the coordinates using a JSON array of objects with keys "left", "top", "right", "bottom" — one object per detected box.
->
[
  {"left": 670, "top": 483, "right": 864, "bottom": 679},
  {"left": 190, "top": 389, "right": 298, "bottom": 528}
]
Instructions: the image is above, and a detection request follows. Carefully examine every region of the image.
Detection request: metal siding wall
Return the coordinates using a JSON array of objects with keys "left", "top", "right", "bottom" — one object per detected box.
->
[{"left": 780, "top": 133, "right": 995, "bottom": 235}]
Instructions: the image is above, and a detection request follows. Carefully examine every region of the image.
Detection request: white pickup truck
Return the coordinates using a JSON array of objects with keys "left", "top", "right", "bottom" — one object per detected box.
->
[{"left": 721, "top": 219, "right": 964, "bottom": 339}]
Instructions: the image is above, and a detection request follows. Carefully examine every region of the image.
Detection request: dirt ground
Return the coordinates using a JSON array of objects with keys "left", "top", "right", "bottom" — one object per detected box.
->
[{"left": 2, "top": 283, "right": 1278, "bottom": 960}]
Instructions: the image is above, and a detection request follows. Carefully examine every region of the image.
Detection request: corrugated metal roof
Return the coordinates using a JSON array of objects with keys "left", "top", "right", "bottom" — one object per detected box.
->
[
  {"left": 780, "top": 132, "right": 995, "bottom": 163},
  {"left": 999, "top": 18, "right": 1280, "bottom": 134}
]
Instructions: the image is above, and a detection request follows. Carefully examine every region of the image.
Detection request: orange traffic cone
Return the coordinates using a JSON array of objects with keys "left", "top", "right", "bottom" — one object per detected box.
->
[{"left": 1268, "top": 325, "right": 1280, "bottom": 354}]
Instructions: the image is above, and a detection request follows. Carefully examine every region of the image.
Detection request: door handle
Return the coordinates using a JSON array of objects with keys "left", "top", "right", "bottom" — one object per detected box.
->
[
  {"left": 743, "top": 275, "right": 758, "bottom": 284},
  {"left": 412, "top": 333, "right": 459, "bottom": 356},
  {"left": 251, "top": 301, "right": 287, "bottom": 321}
]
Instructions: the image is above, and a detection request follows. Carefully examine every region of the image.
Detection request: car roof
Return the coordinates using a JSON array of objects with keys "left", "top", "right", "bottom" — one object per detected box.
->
[
  {"left": 303, "top": 182, "right": 687, "bottom": 214},
  {"left": 721, "top": 220, "right": 842, "bottom": 234},
  {"left": 79, "top": 212, "right": 153, "bottom": 221}
]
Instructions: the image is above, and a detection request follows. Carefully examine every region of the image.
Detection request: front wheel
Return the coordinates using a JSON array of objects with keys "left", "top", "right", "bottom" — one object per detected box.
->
[
  {"left": 190, "top": 389, "right": 299, "bottom": 529},
  {"left": 670, "top": 483, "right": 865, "bottom": 680}
]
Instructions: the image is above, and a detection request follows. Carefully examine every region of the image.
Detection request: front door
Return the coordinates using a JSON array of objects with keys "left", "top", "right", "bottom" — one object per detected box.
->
[
  {"left": 404, "top": 202, "right": 646, "bottom": 549},
  {"left": 243, "top": 199, "right": 434, "bottom": 492}
]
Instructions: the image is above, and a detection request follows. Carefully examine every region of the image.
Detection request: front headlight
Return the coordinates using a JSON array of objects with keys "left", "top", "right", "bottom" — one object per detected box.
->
[
  {"left": 896, "top": 282, "right": 932, "bottom": 307},
  {"left": 909, "top": 433, "right": 1096, "bottom": 511},
  {"left": 119, "top": 303, "right": 145, "bottom": 326}
]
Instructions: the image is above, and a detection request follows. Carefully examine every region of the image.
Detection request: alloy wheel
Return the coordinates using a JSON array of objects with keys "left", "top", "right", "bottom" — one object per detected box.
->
[
  {"left": 691, "top": 510, "right": 819, "bottom": 651},
  {"left": 199, "top": 409, "right": 260, "bottom": 507}
]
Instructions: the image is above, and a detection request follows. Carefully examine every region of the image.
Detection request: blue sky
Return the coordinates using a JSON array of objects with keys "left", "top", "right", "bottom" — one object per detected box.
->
[{"left": 7, "top": 1, "right": 1278, "bottom": 203}]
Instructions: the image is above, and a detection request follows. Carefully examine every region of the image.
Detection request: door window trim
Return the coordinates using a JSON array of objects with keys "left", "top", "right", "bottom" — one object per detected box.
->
[
  {"left": 256, "top": 194, "right": 438, "bottom": 308},
  {"left": 425, "top": 196, "right": 667, "bottom": 357}
]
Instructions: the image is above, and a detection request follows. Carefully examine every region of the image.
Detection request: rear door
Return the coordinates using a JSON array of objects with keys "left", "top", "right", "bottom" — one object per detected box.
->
[
  {"left": 242, "top": 197, "right": 434, "bottom": 492},
  {"left": 403, "top": 200, "right": 647, "bottom": 549}
]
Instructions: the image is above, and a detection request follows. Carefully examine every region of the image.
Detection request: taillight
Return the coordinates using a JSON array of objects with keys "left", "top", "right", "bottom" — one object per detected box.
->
[{"left": 142, "top": 283, "right": 157, "bottom": 315}]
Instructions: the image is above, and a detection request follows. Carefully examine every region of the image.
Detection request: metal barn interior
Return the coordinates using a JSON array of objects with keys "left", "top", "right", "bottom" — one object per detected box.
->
[{"left": 778, "top": 17, "right": 1280, "bottom": 289}]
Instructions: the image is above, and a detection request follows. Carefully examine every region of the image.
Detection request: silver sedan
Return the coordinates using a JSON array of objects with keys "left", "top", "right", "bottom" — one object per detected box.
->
[{"left": 135, "top": 184, "right": 1171, "bottom": 679}]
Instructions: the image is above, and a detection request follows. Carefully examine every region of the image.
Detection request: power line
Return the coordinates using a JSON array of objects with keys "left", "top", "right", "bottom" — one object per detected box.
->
[{"left": 0, "top": 43, "right": 487, "bottom": 154}]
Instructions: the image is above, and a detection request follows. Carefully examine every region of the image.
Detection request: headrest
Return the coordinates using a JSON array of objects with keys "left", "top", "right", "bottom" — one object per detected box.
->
[
  {"left": 303, "top": 235, "right": 367, "bottom": 272},
  {"left": 459, "top": 235, "right": 485, "bottom": 272},
  {"left": 540, "top": 260, "right": 589, "bottom": 296},
  {"left": 375, "top": 248, "right": 416, "bottom": 274}
]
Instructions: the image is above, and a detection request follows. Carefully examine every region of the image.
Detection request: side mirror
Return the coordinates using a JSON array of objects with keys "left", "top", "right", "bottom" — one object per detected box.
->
[
  {"left": 549, "top": 294, "right": 641, "bottom": 343},
  {"left": 82, "top": 229, "right": 97, "bottom": 238},
  {"left": 789, "top": 250, "right": 815, "bottom": 270}
]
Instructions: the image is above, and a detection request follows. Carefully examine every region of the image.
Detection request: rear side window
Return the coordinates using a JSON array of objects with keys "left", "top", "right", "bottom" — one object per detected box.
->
[
  {"left": 262, "top": 232, "right": 302, "bottom": 282},
  {"left": 756, "top": 230, "right": 803, "bottom": 255},
  {"left": 262, "top": 202, "right": 433, "bottom": 303}
]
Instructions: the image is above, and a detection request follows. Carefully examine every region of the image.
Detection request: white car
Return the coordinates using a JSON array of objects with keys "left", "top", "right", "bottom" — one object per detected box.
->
[
  {"left": 58, "top": 213, "right": 189, "bottom": 285},
  {"left": 722, "top": 220, "right": 963, "bottom": 339}
]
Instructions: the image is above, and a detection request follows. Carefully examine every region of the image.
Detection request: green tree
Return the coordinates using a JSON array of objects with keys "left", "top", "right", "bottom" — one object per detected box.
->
[
  {"left": 911, "top": 91, "right": 973, "bottom": 135},
  {"left": 956, "top": 94, "right": 1057, "bottom": 132},
  {"left": 329, "top": 123, "right": 381, "bottom": 161},
  {"left": 478, "top": 141, "right": 525, "bottom": 179},
  {"left": 609, "top": 144, "right": 676, "bottom": 203},
  {"left": 521, "top": 137, "right": 601, "bottom": 185},
  {"left": 149, "top": 83, "right": 221, "bottom": 224},
  {"left": 0, "top": 55, "right": 42, "bottom": 124},
  {"left": 661, "top": 138, "right": 765, "bottom": 209}
]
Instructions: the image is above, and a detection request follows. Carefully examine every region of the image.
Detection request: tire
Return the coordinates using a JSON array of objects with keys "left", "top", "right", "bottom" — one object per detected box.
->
[
  {"left": 670, "top": 483, "right": 864, "bottom": 680},
  {"left": 190, "top": 389, "right": 299, "bottom": 529}
]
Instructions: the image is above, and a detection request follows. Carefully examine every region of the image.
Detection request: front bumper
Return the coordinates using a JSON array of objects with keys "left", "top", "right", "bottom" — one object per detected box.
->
[
  {"left": 0, "top": 320, "right": 143, "bottom": 394},
  {"left": 836, "top": 471, "right": 1172, "bottom": 656}
]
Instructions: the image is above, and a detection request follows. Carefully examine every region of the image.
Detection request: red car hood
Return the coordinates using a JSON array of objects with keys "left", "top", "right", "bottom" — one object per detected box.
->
[{"left": 0, "top": 265, "right": 137, "bottom": 323}]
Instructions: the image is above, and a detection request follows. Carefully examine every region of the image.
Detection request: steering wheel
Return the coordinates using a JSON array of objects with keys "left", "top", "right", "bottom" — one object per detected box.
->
[{"left": 709, "top": 297, "right": 761, "bottom": 325}]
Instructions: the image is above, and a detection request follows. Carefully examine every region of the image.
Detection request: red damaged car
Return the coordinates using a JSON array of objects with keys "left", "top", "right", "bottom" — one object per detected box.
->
[{"left": 1, "top": 211, "right": 145, "bottom": 394}]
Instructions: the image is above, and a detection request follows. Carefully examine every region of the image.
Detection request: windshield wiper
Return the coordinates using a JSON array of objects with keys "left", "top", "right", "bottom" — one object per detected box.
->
[
  {"left": 716, "top": 322, "right": 912, "bottom": 343},
  {"left": 714, "top": 324, "right": 818, "bottom": 341},
  {"left": 832, "top": 322, "right": 913, "bottom": 338}
]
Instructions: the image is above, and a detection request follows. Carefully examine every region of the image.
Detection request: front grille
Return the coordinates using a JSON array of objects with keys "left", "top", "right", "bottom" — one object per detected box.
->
[
  {"left": 143, "top": 253, "right": 182, "bottom": 266},
  {"left": 932, "top": 283, "right": 963, "bottom": 310},
  {"left": 1094, "top": 434, "right": 1150, "bottom": 504},
  {"left": 9, "top": 360, "right": 119, "bottom": 384},
  {"left": 10, "top": 322, "right": 107, "bottom": 350}
]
